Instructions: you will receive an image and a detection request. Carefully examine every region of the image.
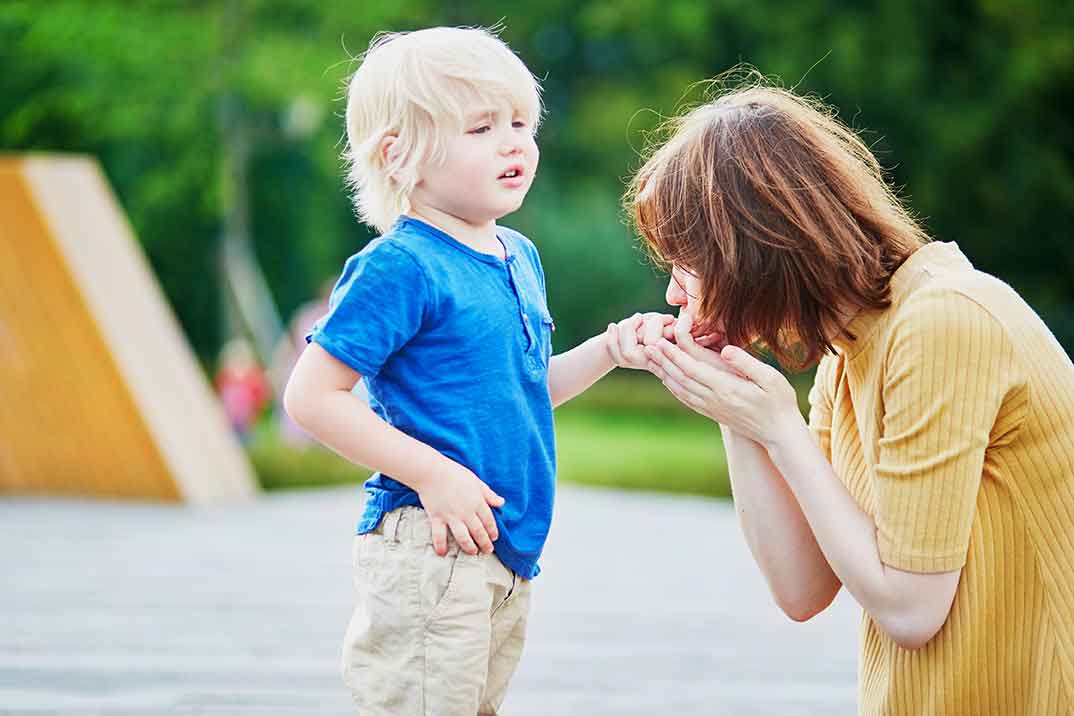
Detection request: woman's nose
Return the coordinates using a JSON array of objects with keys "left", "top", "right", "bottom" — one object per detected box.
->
[{"left": 666, "top": 277, "right": 687, "bottom": 307}]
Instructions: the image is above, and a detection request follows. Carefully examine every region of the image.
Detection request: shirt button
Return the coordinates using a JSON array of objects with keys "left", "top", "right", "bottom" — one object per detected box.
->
[{"left": 523, "top": 315, "right": 530, "bottom": 323}]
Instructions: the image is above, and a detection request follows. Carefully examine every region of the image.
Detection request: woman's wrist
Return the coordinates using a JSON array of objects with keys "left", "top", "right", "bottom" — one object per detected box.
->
[{"left": 760, "top": 412, "right": 812, "bottom": 463}]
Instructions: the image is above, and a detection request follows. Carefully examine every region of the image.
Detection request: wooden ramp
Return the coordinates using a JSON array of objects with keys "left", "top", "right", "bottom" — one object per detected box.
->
[{"left": 0, "top": 155, "right": 257, "bottom": 502}]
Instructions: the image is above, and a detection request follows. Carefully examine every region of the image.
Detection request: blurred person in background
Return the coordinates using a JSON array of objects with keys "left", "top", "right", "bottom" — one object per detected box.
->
[
  {"left": 632, "top": 82, "right": 1074, "bottom": 715},
  {"left": 215, "top": 337, "right": 271, "bottom": 443}
]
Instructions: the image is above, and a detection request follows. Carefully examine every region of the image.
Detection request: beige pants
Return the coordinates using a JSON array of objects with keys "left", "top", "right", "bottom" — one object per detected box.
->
[{"left": 342, "top": 506, "right": 532, "bottom": 715}]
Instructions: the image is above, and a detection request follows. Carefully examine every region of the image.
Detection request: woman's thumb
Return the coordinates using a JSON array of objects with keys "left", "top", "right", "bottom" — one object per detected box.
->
[
  {"left": 720, "top": 345, "right": 762, "bottom": 378},
  {"left": 673, "top": 312, "right": 702, "bottom": 356}
]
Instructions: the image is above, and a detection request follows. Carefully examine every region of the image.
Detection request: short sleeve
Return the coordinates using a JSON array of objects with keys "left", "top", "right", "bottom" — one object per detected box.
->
[
  {"left": 874, "top": 290, "right": 1025, "bottom": 573},
  {"left": 807, "top": 354, "right": 835, "bottom": 462},
  {"left": 307, "top": 241, "right": 429, "bottom": 378}
]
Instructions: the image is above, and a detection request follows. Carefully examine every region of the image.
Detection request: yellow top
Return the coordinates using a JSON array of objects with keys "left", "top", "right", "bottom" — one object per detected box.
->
[{"left": 809, "top": 242, "right": 1074, "bottom": 715}]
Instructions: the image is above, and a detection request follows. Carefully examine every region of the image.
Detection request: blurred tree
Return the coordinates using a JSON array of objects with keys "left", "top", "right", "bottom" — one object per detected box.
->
[{"left": 3, "top": 0, "right": 1071, "bottom": 361}]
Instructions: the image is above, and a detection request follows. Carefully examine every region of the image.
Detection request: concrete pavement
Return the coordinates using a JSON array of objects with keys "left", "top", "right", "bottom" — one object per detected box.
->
[{"left": 1, "top": 484, "right": 858, "bottom": 715}]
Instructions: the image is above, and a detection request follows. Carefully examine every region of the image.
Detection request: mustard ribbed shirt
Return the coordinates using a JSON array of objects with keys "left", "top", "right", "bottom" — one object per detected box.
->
[{"left": 808, "top": 242, "right": 1074, "bottom": 715}]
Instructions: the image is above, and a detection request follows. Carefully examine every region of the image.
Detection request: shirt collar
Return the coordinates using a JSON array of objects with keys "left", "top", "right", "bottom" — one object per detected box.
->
[{"left": 832, "top": 241, "right": 971, "bottom": 356}]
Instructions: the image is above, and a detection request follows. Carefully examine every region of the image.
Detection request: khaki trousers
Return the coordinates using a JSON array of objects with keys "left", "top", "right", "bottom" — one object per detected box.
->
[{"left": 342, "top": 506, "right": 532, "bottom": 715}]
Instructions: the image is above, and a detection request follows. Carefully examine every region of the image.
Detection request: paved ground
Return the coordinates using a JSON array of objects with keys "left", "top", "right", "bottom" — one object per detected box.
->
[{"left": 1, "top": 484, "right": 859, "bottom": 715}]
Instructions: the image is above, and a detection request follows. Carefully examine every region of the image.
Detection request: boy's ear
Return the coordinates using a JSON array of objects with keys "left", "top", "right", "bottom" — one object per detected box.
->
[{"left": 379, "top": 134, "right": 399, "bottom": 178}]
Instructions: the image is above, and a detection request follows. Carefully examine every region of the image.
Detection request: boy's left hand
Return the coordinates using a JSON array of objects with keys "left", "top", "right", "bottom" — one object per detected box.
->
[{"left": 605, "top": 312, "right": 676, "bottom": 370}]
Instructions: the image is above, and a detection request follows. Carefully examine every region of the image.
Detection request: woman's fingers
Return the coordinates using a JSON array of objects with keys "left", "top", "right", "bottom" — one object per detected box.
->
[
  {"left": 648, "top": 360, "right": 707, "bottom": 411},
  {"left": 648, "top": 337, "right": 719, "bottom": 387},
  {"left": 720, "top": 345, "right": 782, "bottom": 388},
  {"left": 647, "top": 344, "right": 711, "bottom": 397},
  {"left": 673, "top": 312, "right": 709, "bottom": 360}
]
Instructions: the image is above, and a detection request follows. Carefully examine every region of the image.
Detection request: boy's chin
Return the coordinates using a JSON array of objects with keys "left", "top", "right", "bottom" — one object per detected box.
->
[{"left": 489, "top": 200, "right": 526, "bottom": 220}]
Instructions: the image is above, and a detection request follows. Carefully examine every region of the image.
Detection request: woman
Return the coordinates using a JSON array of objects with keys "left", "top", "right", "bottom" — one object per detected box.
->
[{"left": 628, "top": 83, "right": 1074, "bottom": 715}]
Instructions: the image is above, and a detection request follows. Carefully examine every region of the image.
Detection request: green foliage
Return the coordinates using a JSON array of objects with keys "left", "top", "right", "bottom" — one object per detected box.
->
[
  {"left": 248, "top": 426, "right": 372, "bottom": 491},
  {"left": 3, "top": 0, "right": 1072, "bottom": 360},
  {"left": 553, "top": 372, "right": 731, "bottom": 497}
]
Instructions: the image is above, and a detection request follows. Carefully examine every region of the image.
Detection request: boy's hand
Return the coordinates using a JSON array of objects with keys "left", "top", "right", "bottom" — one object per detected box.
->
[
  {"left": 605, "top": 312, "right": 676, "bottom": 369},
  {"left": 418, "top": 463, "right": 504, "bottom": 557}
]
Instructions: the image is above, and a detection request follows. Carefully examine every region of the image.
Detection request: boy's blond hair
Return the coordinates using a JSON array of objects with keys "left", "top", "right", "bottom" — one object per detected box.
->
[{"left": 343, "top": 26, "right": 543, "bottom": 233}]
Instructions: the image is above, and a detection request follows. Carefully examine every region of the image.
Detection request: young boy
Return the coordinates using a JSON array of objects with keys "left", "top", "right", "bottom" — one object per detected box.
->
[{"left": 283, "top": 26, "right": 671, "bottom": 715}]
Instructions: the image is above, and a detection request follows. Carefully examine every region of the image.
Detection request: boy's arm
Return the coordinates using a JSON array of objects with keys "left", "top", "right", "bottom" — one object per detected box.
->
[
  {"left": 283, "top": 342, "right": 503, "bottom": 556},
  {"left": 547, "top": 333, "right": 614, "bottom": 408},
  {"left": 547, "top": 312, "right": 674, "bottom": 408}
]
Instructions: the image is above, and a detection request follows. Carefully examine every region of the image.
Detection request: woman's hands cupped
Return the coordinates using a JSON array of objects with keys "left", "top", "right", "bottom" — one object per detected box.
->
[{"left": 644, "top": 315, "right": 805, "bottom": 447}]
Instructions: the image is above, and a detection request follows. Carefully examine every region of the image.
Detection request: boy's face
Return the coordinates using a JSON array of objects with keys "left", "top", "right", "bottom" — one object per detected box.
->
[{"left": 411, "top": 99, "right": 539, "bottom": 225}]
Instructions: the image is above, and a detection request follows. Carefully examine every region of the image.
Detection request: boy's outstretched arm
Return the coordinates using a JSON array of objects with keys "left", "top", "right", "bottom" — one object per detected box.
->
[
  {"left": 547, "top": 312, "right": 674, "bottom": 408},
  {"left": 283, "top": 342, "right": 503, "bottom": 557}
]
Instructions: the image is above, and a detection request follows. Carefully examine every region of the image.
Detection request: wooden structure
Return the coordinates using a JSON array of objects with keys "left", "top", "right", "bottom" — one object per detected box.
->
[{"left": 0, "top": 155, "right": 258, "bottom": 502}]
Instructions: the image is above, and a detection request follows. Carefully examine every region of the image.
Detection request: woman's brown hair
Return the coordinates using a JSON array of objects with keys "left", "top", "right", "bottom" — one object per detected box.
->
[{"left": 626, "top": 78, "right": 929, "bottom": 370}]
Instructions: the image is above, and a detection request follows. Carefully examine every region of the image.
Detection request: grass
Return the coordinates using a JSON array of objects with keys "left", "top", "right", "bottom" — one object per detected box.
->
[
  {"left": 248, "top": 431, "right": 371, "bottom": 491},
  {"left": 554, "top": 410, "right": 728, "bottom": 496},
  {"left": 551, "top": 372, "right": 730, "bottom": 496},
  {"left": 248, "top": 368, "right": 816, "bottom": 500}
]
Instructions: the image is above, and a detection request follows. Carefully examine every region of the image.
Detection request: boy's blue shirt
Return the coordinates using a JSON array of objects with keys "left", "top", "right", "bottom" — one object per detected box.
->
[{"left": 308, "top": 216, "right": 556, "bottom": 579}]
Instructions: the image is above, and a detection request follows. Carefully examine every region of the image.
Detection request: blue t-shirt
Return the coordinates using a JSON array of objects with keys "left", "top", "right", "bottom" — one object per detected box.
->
[{"left": 308, "top": 216, "right": 556, "bottom": 579}]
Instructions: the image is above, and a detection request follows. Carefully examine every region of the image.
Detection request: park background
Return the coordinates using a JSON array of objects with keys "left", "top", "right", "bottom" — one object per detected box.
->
[{"left": 4, "top": 0, "right": 1072, "bottom": 499}]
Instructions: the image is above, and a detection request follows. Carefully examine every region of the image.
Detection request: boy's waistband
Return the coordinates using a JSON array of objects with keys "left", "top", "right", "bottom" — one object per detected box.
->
[
  {"left": 362, "top": 504, "right": 542, "bottom": 580},
  {"left": 375, "top": 506, "right": 433, "bottom": 545}
]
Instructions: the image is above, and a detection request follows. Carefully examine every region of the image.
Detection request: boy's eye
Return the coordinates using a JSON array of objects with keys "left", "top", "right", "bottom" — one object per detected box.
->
[
  {"left": 512, "top": 120, "right": 526, "bottom": 129},
  {"left": 468, "top": 125, "right": 491, "bottom": 134}
]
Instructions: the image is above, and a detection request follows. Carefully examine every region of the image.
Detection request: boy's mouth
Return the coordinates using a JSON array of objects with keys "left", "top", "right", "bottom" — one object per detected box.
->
[{"left": 498, "top": 165, "right": 526, "bottom": 183}]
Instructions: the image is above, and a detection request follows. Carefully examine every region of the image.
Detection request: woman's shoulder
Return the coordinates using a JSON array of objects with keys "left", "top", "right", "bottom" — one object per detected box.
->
[
  {"left": 884, "top": 285, "right": 1012, "bottom": 367},
  {"left": 892, "top": 245, "right": 1031, "bottom": 333}
]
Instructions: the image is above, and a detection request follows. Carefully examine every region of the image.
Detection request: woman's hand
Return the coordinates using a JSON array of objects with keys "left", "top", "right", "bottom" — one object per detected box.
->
[{"left": 645, "top": 315, "right": 804, "bottom": 447}]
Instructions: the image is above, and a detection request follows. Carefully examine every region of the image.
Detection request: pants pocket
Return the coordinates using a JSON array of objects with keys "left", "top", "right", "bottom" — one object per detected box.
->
[
  {"left": 422, "top": 549, "right": 485, "bottom": 623},
  {"left": 342, "top": 536, "right": 421, "bottom": 714},
  {"left": 421, "top": 551, "right": 494, "bottom": 715}
]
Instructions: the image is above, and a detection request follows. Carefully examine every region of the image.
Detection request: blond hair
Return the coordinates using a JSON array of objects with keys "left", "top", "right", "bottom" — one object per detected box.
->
[{"left": 343, "top": 26, "right": 543, "bottom": 233}]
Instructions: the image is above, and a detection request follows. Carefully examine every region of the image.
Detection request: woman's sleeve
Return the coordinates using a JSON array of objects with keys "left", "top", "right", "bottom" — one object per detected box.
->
[{"left": 874, "top": 289, "right": 1027, "bottom": 573}]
